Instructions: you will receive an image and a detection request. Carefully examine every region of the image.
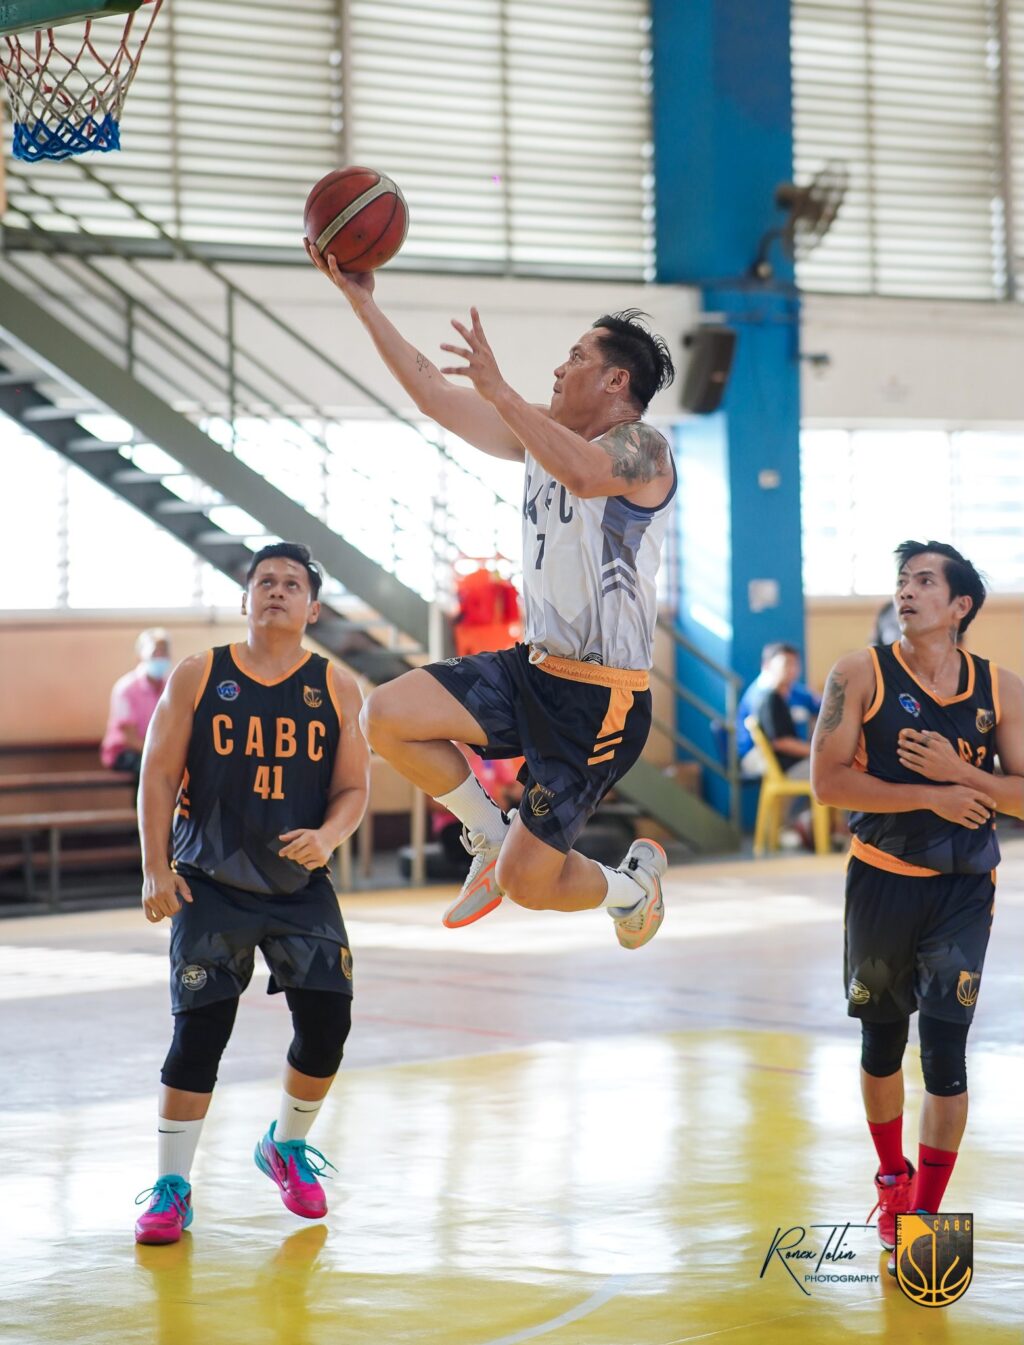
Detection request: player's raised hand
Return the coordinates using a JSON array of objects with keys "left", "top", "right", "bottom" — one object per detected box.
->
[
  {"left": 897, "top": 728, "right": 966, "bottom": 783},
  {"left": 928, "top": 784, "right": 997, "bottom": 829},
  {"left": 278, "top": 828, "right": 334, "bottom": 870},
  {"left": 142, "top": 865, "right": 193, "bottom": 923},
  {"left": 303, "top": 238, "right": 375, "bottom": 309},
  {"left": 440, "top": 308, "right": 506, "bottom": 401}
]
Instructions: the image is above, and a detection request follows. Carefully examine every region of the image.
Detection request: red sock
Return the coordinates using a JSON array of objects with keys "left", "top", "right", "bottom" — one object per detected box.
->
[
  {"left": 916, "top": 1144, "right": 958, "bottom": 1212},
  {"left": 868, "top": 1115, "right": 906, "bottom": 1176}
]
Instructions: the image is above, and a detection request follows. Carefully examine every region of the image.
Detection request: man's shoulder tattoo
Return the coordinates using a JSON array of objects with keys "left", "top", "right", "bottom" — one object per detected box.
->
[{"left": 600, "top": 421, "right": 669, "bottom": 485}]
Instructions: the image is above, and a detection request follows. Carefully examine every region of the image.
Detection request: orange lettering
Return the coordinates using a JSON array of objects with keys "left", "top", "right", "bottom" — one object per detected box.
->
[
  {"left": 245, "top": 716, "right": 265, "bottom": 757},
  {"left": 308, "top": 721, "right": 325, "bottom": 761},
  {"left": 276, "top": 718, "right": 297, "bottom": 758},
  {"left": 212, "top": 714, "right": 233, "bottom": 755},
  {"left": 957, "top": 737, "right": 972, "bottom": 763}
]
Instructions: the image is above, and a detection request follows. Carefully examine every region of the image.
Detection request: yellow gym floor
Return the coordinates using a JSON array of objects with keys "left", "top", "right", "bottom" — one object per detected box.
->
[{"left": 1, "top": 842, "right": 1021, "bottom": 1344}]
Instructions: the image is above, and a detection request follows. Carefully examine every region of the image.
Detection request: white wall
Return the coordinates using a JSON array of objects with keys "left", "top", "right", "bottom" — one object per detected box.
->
[
  {"left": 801, "top": 294, "right": 1024, "bottom": 426},
  {"left": 132, "top": 261, "right": 702, "bottom": 424}
]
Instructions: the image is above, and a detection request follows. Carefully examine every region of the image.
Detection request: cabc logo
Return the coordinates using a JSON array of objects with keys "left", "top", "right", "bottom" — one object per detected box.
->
[{"left": 894, "top": 1213, "right": 973, "bottom": 1307}]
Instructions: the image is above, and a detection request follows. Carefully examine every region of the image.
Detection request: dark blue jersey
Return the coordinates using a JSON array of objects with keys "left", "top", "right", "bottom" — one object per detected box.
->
[
  {"left": 849, "top": 642, "right": 1000, "bottom": 876},
  {"left": 172, "top": 645, "right": 341, "bottom": 894}
]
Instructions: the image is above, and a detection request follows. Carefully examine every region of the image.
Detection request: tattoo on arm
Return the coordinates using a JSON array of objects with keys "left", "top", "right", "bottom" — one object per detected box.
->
[
  {"left": 814, "top": 672, "right": 847, "bottom": 749},
  {"left": 600, "top": 422, "right": 668, "bottom": 485},
  {"left": 415, "top": 352, "right": 433, "bottom": 379}
]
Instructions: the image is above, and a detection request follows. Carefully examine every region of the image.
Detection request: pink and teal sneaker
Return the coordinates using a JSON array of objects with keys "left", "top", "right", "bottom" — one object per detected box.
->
[
  {"left": 134, "top": 1174, "right": 193, "bottom": 1244},
  {"left": 254, "top": 1121, "right": 336, "bottom": 1219}
]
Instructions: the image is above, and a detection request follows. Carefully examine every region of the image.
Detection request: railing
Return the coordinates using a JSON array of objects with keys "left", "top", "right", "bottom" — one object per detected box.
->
[
  {"left": 648, "top": 622, "right": 743, "bottom": 830},
  {"left": 0, "top": 159, "right": 523, "bottom": 607}
]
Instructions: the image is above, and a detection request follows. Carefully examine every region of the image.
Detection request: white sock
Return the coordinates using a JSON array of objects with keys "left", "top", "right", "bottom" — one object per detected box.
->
[
  {"left": 275, "top": 1091, "right": 324, "bottom": 1144},
  {"left": 434, "top": 772, "right": 507, "bottom": 844},
  {"left": 598, "top": 863, "right": 645, "bottom": 914},
  {"left": 157, "top": 1116, "right": 205, "bottom": 1181}
]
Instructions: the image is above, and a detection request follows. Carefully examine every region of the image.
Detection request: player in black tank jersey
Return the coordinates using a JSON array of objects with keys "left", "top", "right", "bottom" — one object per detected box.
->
[
  {"left": 133, "top": 543, "right": 369, "bottom": 1246},
  {"left": 811, "top": 541, "right": 1024, "bottom": 1274}
]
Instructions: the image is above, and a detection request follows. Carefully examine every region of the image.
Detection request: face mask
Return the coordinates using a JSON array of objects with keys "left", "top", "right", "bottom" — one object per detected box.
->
[{"left": 144, "top": 657, "right": 171, "bottom": 681}]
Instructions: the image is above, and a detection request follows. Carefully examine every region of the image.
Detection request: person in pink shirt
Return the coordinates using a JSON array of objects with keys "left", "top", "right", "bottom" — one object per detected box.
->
[{"left": 101, "top": 628, "right": 172, "bottom": 783}]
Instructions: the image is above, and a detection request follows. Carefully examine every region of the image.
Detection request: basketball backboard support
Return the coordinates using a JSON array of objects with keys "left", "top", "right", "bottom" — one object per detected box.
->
[{"left": 0, "top": 2, "right": 144, "bottom": 38}]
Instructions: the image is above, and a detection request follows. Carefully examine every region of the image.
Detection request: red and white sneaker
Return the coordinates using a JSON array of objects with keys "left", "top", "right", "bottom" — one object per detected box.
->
[
  {"left": 254, "top": 1122, "right": 336, "bottom": 1219},
  {"left": 608, "top": 839, "right": 667, "bottom": 950},
  {"left": 134, "top": 1174, "right": 193, "bottom": 1245},
  {"left": 868, "top": 1159, "right": 916, "bottom": 1250}
]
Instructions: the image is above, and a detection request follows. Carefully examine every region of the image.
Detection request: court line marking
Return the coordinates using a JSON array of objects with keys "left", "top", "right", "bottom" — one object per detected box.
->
[
  {"left": 657, "top": 1294, "right": 882, "bottom": 1344},
  {"left": 480, "top": 1274, "right": 638, "bottom": 1345}
]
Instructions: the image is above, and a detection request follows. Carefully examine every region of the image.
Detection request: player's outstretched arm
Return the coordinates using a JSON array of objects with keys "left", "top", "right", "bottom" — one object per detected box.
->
[
  {"left": 278, "top": 667, "right": 370, "bottom": 870},
  {"left": 896, "top": 668, "right": 1024, "bottom": 820},
  {"left": 304, "top": 243, "right": 525, "bottom": 461},
  {"left": 138, "top": 655, "right": 207, "bottom": 922},
  {"left": 812, "top": 651, "right": 997, "bottom": 827},
  {"left": 441, "top": 308, "right": 672, "bottom": 506}
]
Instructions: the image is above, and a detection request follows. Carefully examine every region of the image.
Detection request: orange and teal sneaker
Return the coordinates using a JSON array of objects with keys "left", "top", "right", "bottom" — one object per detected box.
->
[
  {"left": 254, "top": 1122, "right": 336, "bottom": 1219},
  {"left": 134, "top": 1174, "right": 193, "bottom": 1245},
  {"left": 442, "top": 812, "right": 513, "bottom": 928},
  {"left": 608, "top": 839, "right": 667, "bottom": 950}
]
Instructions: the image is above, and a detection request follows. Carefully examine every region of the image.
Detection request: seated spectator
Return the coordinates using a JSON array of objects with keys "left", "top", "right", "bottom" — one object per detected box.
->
[
  {"left": 100, "top": 628, "right": 172, "bottom": 785},
  {"left": 736, "top": 642, "right": 820, "bottom": 776},
  {"left": 871, "top": 599, "right": 902, "bottom": 647}
]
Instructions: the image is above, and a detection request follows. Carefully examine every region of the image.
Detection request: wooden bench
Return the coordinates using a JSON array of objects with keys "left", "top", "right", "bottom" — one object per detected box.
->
[{"left": 0, "top": 808, "right": 139, "bottom": 910}]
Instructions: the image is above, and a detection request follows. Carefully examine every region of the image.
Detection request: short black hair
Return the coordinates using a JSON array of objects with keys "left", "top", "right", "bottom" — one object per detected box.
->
[
  {"left": 245, "top": 541, "right": 323, "bottom": 599},
  {"left": 761, "top": 641, "right": 800, "bottom": 664},
  {"left": 591, "top": 309, "right": 675, "bottom": 412},
  {"left": 894, "top": 540, "right": 986, "bottom": 634}
]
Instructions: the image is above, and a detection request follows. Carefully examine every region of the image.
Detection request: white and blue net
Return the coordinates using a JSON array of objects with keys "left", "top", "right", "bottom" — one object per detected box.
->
[{"left": 1, "top": 5, "right": 158, "bottom": 162}]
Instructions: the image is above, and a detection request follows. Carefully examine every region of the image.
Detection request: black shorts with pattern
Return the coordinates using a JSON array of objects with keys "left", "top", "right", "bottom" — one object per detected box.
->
[
  {"left": 424, "top": 643, "right": 652, "bottom": 855},
  {"left": 843, "top": 856, "right": 995, "bottom": 1024},
  {"left": 168, "top": 866, "right": 353, "bottom": 1013}
]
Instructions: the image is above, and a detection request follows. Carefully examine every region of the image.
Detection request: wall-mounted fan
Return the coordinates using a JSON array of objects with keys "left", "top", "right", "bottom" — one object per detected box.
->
[{"left": 752, "top": 160, "right": 849, "bottom": 280}]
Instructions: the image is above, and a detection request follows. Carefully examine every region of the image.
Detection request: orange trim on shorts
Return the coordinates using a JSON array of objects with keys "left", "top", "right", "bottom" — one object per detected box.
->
[
  {"left": 595, "top": 686, "right": 634, "bottom": 740},
  {"left": 849, "top": 835, "right": 940, "bottom": 877},
  {"left": 530, "top": 647, "right": 649, "bottom": 692},
  {"left": 864, "top": 647, "right": 885, "bottom": 722},
  {"left": 193, "top": 649, "right": 214, "bottom": 710},
  {"left": 991, "top": 664, "right": 1001, "bottom": 724}
]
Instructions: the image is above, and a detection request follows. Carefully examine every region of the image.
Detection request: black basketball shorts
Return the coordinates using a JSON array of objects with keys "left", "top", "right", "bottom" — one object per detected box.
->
[
  {"left": 424, "top": 643, "right": 652, "bottom": 855},
  {"left": 168, "top": 866, "right": 354, "bottom": 1013},
  {"left": 843, "top": 856, "right": 995, "bottom": 1024}
]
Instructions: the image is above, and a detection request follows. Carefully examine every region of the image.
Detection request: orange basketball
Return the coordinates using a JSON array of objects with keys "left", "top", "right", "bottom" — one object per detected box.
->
[{"left": 304, "top": 166, "right": 409, "bottom": 272}]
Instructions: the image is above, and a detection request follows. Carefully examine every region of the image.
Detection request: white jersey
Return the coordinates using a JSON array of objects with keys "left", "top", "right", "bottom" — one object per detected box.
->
[{"left": 520, "top": 445, "right": 676, "bottom": 671}]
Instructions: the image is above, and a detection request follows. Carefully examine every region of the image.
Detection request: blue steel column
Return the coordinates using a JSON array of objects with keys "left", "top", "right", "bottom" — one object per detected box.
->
[{"left": 651, "top": 0, "right": 805, "bottom": 817}]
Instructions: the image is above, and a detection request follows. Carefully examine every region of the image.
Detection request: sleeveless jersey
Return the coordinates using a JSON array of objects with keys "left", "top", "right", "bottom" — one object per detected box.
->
[
  {"left": 172, "top": 645, "right": 341, "bottom": 895},
  {"left": 850, "top": 643, "right": 1001, "bottom": 876},
  {"left": 520, "top": 441, "right": 676, "bottom": 670}
]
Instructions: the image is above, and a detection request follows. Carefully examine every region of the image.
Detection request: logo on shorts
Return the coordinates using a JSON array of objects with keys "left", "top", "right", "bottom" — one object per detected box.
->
[
  {"left": 527, "top": 782, "right": 554, "bottom": 817},
  {"left": 975, "top": 708, "right": 994, "bottom": 734},
  {"left": 340, "top": 947, "right": 353, "bottom": 980},
  {"left": 894, "top": 1212, "right": 973, "bottom": 1307},
  {"left": 956, "top": 970, "right": 980, "bottom": 1007},
  {"left": 439, "top": 656, "right": 462, "bottom": 667},
  {"left": 216, "top": 680, "right": 241, "bottom": 701},
  {"left": 898, "top": 693, "right": 921, "bottom": 718},
  {"left": 303, "top": 685, "right": 323, "bottom": 709},
  {"left": 848, "top": 978, "right": 871, "bottom": 1005},
  {"left": 181, "top": 964, "right": 208, "bottom": 991}
]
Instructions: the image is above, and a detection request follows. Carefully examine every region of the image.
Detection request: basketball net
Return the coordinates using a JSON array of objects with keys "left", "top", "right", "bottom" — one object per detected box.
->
[{"left": 0, "top": 0, "right": 161, "bottom": 162}]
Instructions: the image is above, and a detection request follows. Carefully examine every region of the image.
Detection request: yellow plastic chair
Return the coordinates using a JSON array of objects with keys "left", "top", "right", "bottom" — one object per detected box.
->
[{"left": 745, "top": 716, "right": 832, "bottom": 856}]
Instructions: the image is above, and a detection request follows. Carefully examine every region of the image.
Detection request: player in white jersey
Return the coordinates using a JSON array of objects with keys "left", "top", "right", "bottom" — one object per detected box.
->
[{"left": 306, "top": 243, "right": 675, "bottom": 948}]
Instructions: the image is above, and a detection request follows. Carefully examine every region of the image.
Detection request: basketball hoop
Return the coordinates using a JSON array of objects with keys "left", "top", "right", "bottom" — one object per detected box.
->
[{"left": 0, "top": 0, "right": 162, "bottom": 162}]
